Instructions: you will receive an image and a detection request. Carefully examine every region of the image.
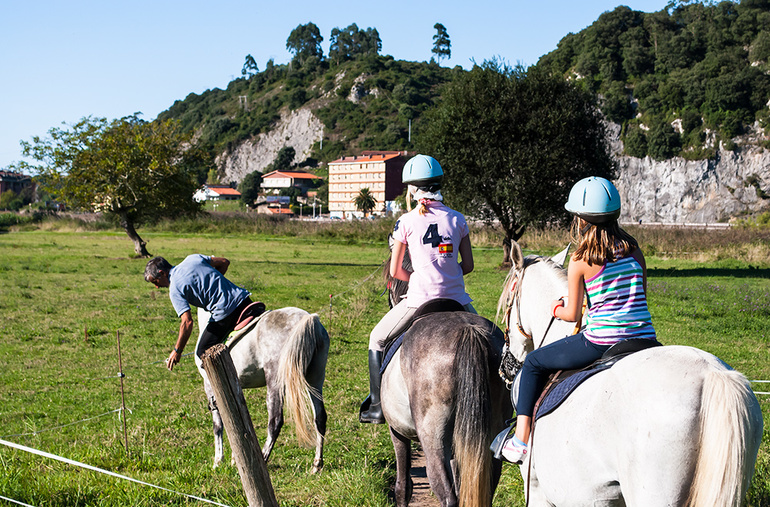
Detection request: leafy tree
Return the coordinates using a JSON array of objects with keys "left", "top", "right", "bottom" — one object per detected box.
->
[
  {"left": 286, "top": 22, "right": 324, "bottom": 66},
  {"left": 267, "top": 146, "right": 296, "bottom": 172},
  {"left": 353, "top": 187, "right": 377, "bottom": 217},
  {"left": 0, "top": 189, "right": 22, "bottom": 211},
  {"left": 329, "top": 24, "right": 381, "bottom": 64},
  {"left": 242, "top": 54, "right": 258, "bottom": 77},
  {"left": 16, "top": 115, "right": 204, "bottom": 256},
  {"left": 419, "top": 60, "right": 615, "bottom": 264},
  {"left": 624, "top": 126, "right": 649, "bottom": 157},
  {"left": 432, "top": 23, "right": 451, "bottom": 63},
  {"left": 647, "top": 121, "right": 681, "bottom": 160},
  {"left": 206, "top": 168, "right": 220, "bottom": 185},
  {"left": 239, "top": 170, "right": 263, "bottom": 207}
]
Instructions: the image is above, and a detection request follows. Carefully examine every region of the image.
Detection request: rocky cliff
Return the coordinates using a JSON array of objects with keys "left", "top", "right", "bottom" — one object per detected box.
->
[
  {"left": 215, "top": 108, "right": 323, "bottom": 183},
  {"left": 607, "top": 124, "right": 770, "bottom": 223},
  {"left": 214, "top": 106, "right": 769, "bottom": 223}
]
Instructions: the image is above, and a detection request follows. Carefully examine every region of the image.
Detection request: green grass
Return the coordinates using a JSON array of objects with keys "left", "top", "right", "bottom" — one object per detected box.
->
[{"left": 0, "top": 226, "right": 768, "bottom": 506}]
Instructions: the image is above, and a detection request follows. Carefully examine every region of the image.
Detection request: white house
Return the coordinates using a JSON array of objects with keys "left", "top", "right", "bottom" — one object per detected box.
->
[{"left": 193, "top": 185, "right": 242, "bottom": 202}]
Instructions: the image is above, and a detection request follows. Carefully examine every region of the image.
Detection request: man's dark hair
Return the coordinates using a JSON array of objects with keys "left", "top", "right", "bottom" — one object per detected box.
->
[{"left": 144, "top": 257, "right": 173, "bottom": 282}]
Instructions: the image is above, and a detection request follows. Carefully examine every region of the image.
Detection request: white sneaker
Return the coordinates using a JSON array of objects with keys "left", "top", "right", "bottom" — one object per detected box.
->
[{"left": 501, "top": 438, "right": 528, "bottom": 464}]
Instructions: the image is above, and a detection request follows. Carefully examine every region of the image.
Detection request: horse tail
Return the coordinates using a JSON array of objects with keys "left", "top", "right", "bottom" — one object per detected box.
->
[
  {"left": 453, "top": 322, "right": 493, "bottom": 507},
  {"left": 279, "top": 312, "right": 326, "bottom": 448},
  {"left": 687, "top": 367, "right": 761, "bottom": 507}
]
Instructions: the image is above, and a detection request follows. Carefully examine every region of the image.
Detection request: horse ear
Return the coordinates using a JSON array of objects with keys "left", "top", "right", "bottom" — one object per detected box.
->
[
  {"left": 551, "top": 244, "right": 571, "bottom": 268},
  {"left": 510, "top": 240, "right": 524, "bottom": 269}
]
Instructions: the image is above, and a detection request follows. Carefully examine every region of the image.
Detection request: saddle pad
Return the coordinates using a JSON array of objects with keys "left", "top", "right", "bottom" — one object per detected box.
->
[
  {"left": 380, "top": 333, "right": 405, "bottom": 375},
  {"left": 225, "top": 310, "right": 271, "bottom": 348},
  {"left": 535, "top": 366, "right": 609, "bottom": 421},
  {"left": 535, "top": 339, "right": 661, "bottom": 421}
]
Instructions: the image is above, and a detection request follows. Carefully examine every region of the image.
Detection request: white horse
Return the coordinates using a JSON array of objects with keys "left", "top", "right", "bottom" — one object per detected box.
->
[
  {"left": 195, "top": 306, "right": 329, "bottom": 473},
  {"left": 498, "top": 241, "right": 763, "bottom": 506}
]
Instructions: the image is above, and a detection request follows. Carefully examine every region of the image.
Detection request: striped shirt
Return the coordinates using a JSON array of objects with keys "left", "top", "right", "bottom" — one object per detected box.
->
[{"left": 584, "top": 255, "right": 656, "bottom": 346}]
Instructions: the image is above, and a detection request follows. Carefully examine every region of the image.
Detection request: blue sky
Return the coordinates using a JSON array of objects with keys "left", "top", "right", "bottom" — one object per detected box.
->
[{"left": 0, "top": 0, "right": 669, "bottom": 169}]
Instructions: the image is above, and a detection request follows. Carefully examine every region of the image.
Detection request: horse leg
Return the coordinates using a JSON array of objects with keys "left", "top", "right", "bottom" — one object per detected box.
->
[
  {"left": 203, "top": 378, "right": 225, "bottom": 468},
  {"left": 309, "top": 386, "right": 327, "bottom": 474},
  {"left": 389, "top": 428, "right": 413, "bottom": 507},
  {"left": 262, "top": 377, "right": 284, "bottom": 463},
  {"left": 422, "top": 442, "right": 457, "bottom": 507}
]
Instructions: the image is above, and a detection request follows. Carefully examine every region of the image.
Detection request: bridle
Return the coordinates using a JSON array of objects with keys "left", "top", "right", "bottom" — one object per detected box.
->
[{"left": 500, "top": 257, "right": 559, "bottom": 385}]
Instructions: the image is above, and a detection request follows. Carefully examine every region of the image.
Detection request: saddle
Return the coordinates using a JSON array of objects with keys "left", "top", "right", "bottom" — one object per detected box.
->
[
  {"left": 380, "top": 298, "right": 467, "bottom": 374},
  {"left": 225, "top": 302, "right": 268, "bottom": 348},
  {"left": 532, "top": 338, "right": 663, "bottom": 421},
  {"left": 491, "top": 338, "right": 662, "bottom": 462},
  {"left": 234, "top": 301, "right": 266, "bottom": 331}
]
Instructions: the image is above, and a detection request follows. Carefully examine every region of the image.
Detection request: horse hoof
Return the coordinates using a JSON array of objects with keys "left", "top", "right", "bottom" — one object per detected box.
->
[{"left": 311, "top": 459, "right": 323, "bottom": 474}]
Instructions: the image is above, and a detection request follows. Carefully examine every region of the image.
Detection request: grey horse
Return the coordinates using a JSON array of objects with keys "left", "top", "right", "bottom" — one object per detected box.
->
[
  {"left": 380, "top": 250, "right": 512, "bottom": 506},
  {"left": 195, "top": 306, "right": 329, "bottom": 473}
]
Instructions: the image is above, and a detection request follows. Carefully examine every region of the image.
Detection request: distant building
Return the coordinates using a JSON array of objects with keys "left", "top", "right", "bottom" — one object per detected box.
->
[
  {"left": 0, "top": 170, "right": 32, "bottom": 195},
  {"left": 260, "top": 170, "right": 323, "bottom": 194},
  {"left": 193, "top": 185, "right": 241, "bottom": 202},
  {"left": 327, "top": 151, "right": 408, "bottom": 219}
]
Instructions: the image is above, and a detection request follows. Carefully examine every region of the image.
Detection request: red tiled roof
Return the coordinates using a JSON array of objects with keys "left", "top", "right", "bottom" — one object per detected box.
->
[
  {"left": 329, "top": 152, "right": 403, "bottom": 164},
  {"left": 209, "top": 187, "right": 241, "bottom": 196},
  {"left": 262, "top": 170, "right": 322, "bottom": 180}
]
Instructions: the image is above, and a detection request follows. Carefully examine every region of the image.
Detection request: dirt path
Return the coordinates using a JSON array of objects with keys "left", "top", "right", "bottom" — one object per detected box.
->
[{"left": 408, "top": 446, "right": 439, "bottom": 507}]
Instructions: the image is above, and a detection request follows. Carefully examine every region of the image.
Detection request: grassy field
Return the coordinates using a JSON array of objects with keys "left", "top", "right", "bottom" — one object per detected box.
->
[{"left": 0, "top": 218, "right": 769, "bottom": 506}]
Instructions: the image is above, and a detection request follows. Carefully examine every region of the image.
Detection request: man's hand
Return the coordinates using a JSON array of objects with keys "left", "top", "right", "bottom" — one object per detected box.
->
[{"left": 166, "top": 349, "right": 181, "bottom": 371}]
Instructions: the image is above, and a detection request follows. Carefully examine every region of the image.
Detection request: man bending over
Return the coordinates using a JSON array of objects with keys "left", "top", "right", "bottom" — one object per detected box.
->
[{"left": 144, "top": 255, "right": 255, "bottom": 371}]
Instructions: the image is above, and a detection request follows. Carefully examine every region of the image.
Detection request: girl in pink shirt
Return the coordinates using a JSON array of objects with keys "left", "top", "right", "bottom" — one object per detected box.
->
[{"left": 359, "top": 155, "right": 475, "bottom": 424}]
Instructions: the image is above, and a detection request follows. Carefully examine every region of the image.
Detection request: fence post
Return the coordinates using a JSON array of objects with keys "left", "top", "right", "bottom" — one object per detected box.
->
[{"left": 201, "top": 344, "right": 278, "bottom": 507}]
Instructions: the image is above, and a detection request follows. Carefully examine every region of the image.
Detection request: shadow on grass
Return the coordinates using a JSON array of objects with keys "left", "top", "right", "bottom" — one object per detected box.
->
[{"left": 649, "top": 267, "right": 770, "bottom": 279}]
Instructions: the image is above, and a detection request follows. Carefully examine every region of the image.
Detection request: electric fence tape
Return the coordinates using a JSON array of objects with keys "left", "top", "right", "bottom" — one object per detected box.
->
[
  {"left": 1, "top": 409, "right": 123, "bottom": 439},
  {"left": 0, "top": 495, "right": 36, "bottom": 507},
  {"left": 0, "top": 439, "right": 232, "bottom": 507}
]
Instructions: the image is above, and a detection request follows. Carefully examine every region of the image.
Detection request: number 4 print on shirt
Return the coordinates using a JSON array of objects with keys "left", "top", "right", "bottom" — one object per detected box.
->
[{"left": 422, "top": 224, "right": 442, "bottom": 247}]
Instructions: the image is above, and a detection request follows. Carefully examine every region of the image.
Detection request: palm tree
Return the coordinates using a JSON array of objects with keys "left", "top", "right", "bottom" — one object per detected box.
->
[{"left": 353, "top": 188, "right": 377, "bottom": 217}]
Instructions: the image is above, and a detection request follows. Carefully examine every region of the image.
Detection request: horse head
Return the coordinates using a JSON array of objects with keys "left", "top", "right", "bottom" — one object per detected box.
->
[{"left": 497, "top": 241, "right": 574, "bottom": 372}]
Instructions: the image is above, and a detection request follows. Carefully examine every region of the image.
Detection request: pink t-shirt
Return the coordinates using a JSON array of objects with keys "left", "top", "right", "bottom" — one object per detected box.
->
[{"left": 392, "top": 201, "right": 472, "bottom": 308}]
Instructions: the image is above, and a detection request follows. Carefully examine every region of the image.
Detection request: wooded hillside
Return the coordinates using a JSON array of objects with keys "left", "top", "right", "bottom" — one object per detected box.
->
[{"left": 158, "top": 0, "right": 770, "bottom": 178}]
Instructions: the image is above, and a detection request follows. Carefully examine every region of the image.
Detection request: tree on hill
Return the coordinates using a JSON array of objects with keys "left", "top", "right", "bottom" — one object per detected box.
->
[
  {"left": 242, "top": 54, "right": 258, "bottom": 77},
  {"left": 536, "top": 1, "right": 770, "bottom": 158},
  {"left": 420, "top": 60, "right": 615, "bottom": 265},
  {"left": 266, "top": 146, "right": 296, "bottom": 173},
  {"left": 329, "top": 24, "right": 381, "bottom": 64},
  {"left": 287, "top": 22, "right": 324, "bottom": 66},
  {"left": 432, "top": 23, "right": 451, "bottom": 63},
  {"left": 353, "top": 188, "right": 377, "bottom": 217},
  {"left": 15, "top": 115, "right": 204, "bottom": 257},
  {"left": 239, "top": 170, "right": 263, "bottom": 208}
]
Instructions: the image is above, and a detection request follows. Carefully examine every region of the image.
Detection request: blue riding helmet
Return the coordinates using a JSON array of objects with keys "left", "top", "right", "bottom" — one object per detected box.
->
[
  {"left": 565, "top": 176, "right": 621, "bottom": 224},
  {"left": 402, "top": 154, "right": 443, "bottom": 188}
]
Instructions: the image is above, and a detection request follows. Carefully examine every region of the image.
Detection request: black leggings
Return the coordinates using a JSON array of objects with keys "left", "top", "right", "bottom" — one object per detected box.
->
[{"left": 195, "top": 298, "right": 252, "bottom": 358}]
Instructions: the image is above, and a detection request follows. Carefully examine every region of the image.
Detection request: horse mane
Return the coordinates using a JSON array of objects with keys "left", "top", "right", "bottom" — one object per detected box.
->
[{"left": 496, "top": 254, "right": 567, "bottom": 324}]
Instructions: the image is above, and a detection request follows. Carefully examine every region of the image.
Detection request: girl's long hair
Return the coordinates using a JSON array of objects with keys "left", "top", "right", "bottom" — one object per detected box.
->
[{"left": 570, "top": 216, "right": 638, "bottom": 266}]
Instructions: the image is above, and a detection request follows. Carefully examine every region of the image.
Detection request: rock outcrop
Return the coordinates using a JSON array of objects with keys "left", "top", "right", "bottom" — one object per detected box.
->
[
  {"left": 215, "top": 108, "right": 323, "bottom": 184},
  {"left": 608, "top": 124, "right": 770, "bottom": 223},
  {"left": 214, "top": 109, "right": 769, "bottom": 223}
]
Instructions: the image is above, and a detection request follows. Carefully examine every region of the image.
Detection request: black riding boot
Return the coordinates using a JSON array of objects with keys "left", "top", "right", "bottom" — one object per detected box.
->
[{"left": 359, "top": 350, "right": 385, "bottom": 424}]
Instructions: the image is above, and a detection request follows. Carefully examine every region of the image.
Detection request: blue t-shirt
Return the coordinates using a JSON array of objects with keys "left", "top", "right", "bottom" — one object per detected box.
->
[{"left": 168, "top": 254, "right": 250, "bottom": 322}]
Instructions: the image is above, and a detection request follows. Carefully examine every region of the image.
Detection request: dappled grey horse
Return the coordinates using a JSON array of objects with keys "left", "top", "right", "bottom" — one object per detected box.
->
[
  {"left": 381, "top": 251, "right": 512, "bottom": 507},
  {"left": 195, "top": 306, "right": 329, "bottom": 473},
  {"left": 498, "top": 241, "right": 763, "bottom": 506}
]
